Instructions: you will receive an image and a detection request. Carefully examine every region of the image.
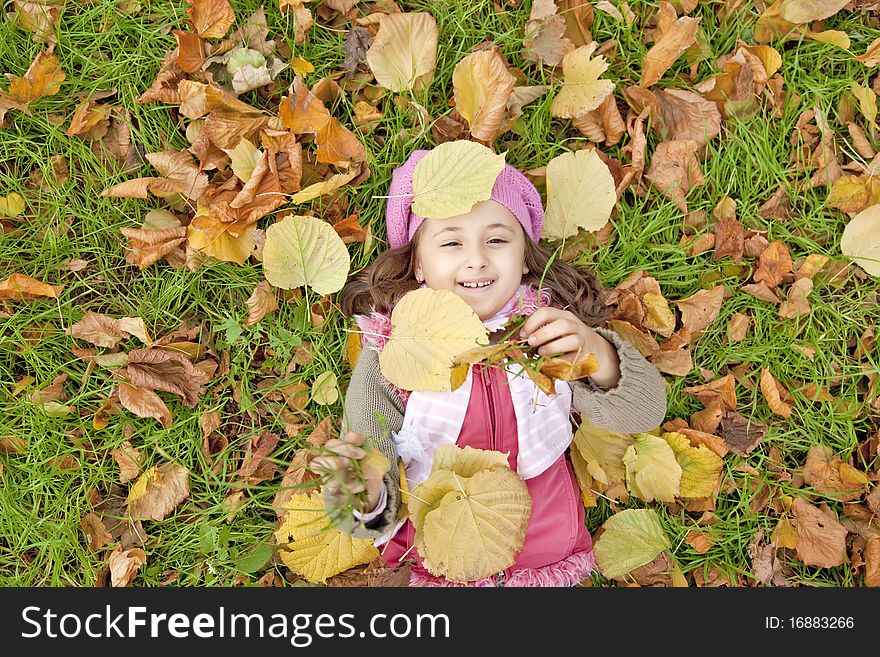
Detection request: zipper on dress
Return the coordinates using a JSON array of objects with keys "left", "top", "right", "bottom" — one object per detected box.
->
[{"left": 482, "top": 365, "right": 496, "bottom": 451}]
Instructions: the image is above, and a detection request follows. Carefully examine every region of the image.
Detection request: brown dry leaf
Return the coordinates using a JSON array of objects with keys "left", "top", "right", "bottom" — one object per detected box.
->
[
  {"left": 108, "top": 546, "right": 146, "bottom": 587},
  {"left": 7, "top": 50, "right": 65, "bottom": 103},
  {"left": 683, "top": 374, "right": 737, "bottom": 411},
  {"left": 126, "top": 348, "right": 211, "bottom": 408},
  {"left": 174, "top": 30, "right": 206, "bottom": 73},
  {"left": 331, "top": 214, "right": 368, "bottom": 244},
  {"left": 685, "top": 530, "right": 714, "bottom": 554},
  {"left": 70, "top": 311, "right": 152, "bottom": 348},
  {"left": 641, "top": 11, "right": 700, "bottom": 87},
  {"left": 128, "top": 462, "right": 191, "bottom": 521},
  {"left": 521, "top": 0, "right": 575, "bottom": 68},
  {"left": 272, "top": 450, "right": 321, "bottom": 519},
  {"left": 12, "top": 2, "right": 64, "bottom": 45},
  {"left": 244, "top": 279, "right": 277, "bottom": 326},
  {"left": 673, "top": 285, "right": 724, "bottom": 335},
  {"left": 452, "top": 47, "right": 516, "bottom": 143},
  {"left": 645, "top": 139, "right": 704, "bottom": 212},
  {"left": 778, "top": 277, "right": 813, "bottom": 318},
  {"left": 713, "top": 218, "right": 744, "bottom": 262},
  {"left": 760, "top": 367, "right": 793, "bottom": 418},
  {"left": 280, "top": 76, "right": 331, "bottom": 135},
  {"left": 81, "top": 512, "right": 113, "bottom": 551},
  {"left": 790, "top": 498, "right": 848, "bottom": 568},
  {"left": 116, "top": 381, "right": 172, "bottom": 428},
  {"left": 120, "top": 213, "right": 187, "bottom": 268},
  {"left": 315, "top": 116, "right": 366, "bottom": 167},
  {"left": 803, "top": 445, "right": 870, "bottom": 502},
  {"left": 741, "top": 281, "right": 782, "bottom": 303},
  {"left": 717, "top": 409, "right": 767, "bottom": 456},
  {"left": 628, "top": 87, "right": 721, "bottom": 150},
  {"left": 726, "top": 312, "right": 750, "bottom": 342},
  {"left": 66, "top": 96, "right": 112, "bottom": 138},
  {"left": 0, "top": 273, "right": 63, "bottom": 301},
  {"left": 237, "top": 431, "right": 279, "bottom": 485},
  {"left": 30, "top": 373, "right": 67, "bottom": 405},
  {"left": 111, "top": 440, "right": 142, "bottom": 484},
  {"left": 650, "top": 346, "right": 693, "bottom": 376},
  {"left": 866, "top": 537, "right": 880, "bottom": 586},
  {"left": 187, "top": 0, "right": 236, "bottom": 39},
  {"left": 754, "top": 240, "right": 793, "bottom": 289},
  {"left": 747, "top": 530, "right": 791, "bottom": 586}
]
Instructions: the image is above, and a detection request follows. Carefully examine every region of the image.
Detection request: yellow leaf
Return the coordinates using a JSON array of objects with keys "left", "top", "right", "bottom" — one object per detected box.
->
[
  {"left": 543, "top": 148, "right": 616, "bottom": 240},
  {"left": 0, "top": 273, "right": 63, "bottom": 301},
  {"left": 126, "top": 465, "right": 156, "bottom": 504},
  {"left": 623, "top": 433, "right": 681, "bottom": 503},
  {"left": 661, "top": 431, "right": 723, "bottom": 498},
  {"left": 841, "top": 204, "right": 880, "bottom": 277},
  {"left": 410, "top": 140, "right": 506, "bottom": 220},
  {"left": 187, "top": 210, "right": 257, "bottom": 265},
  {"left": 223, "top": 138, "right": 261, "bottom": 183},
  {"left": 571, "top": 419, "right": 633, "bottom": 488},
  {"left": 550, "top": 43, "right": 615, "bottom": 119},
  {"left": 806, "top": 29, "right": 850, "bottom": 49},
  {"left": 642, "top": 293, "right": 676, "bottom": 335},
  {"left": 451, "top": 48, "right": 517, "bottom": 142},
  {"left": 851, "top": 82, "right": 878, "bottom": 128},
  {"left": 432, "top": 443, "right": 509, "bottom": 476},
  {"left": 263, "top": 214, "right": 350, "bottom": 295},
  {"left": 289, "top": 166, "right": 361, "bottom": 203},
  {"left": 311, "top": 371, "right": 338, "bottom": 405},
  {"left": 275, "top": 490, "right": 378, "bottom": 584},
  {"left": 778, "top": 0, "right": 850, "bottom": 24},
  {"left": 187, "top": 0, "right": 236, "bottom": 39},
  {"left": 568, "top": 444, "right": 598, "bottom": 507},
  {"left": 292, "top": 56, "right": 314, "bottom": 77},
  {"left": 365, "top": 12, "right": 438, "bottom": 92},
  {"left": 771, "top": 516, "right": 798, "bottom": 549},
  {"left": 0, "top": 192, "right": 25, "bottom": 216},
  {"left": 378, "top": 288, "right": 488, "bottom": 391},
  {"left": 419, "top": 467, "right": 532, "bottom": 583}
]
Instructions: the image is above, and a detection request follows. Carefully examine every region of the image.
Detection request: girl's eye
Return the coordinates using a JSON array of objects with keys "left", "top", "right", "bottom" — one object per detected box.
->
[
  {"left": 489, "top": 238, "right": 507, "bottom": 244},
  {"left": 441, "top": 242, "right": 459, "bottom": 247}
]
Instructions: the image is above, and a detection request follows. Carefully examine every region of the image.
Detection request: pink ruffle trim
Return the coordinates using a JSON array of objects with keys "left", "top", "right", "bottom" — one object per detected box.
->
[{"left": 408, "top": 549, "right": 595, "bottom": 588}]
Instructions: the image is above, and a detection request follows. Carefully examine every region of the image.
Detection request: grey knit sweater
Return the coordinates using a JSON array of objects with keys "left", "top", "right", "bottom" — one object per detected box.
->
[{"left": 325, "top": 326, "right": 668, "bottom": 539}]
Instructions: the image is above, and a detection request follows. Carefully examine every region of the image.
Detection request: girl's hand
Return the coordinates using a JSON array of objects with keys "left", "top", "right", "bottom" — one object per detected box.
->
[
  {"left": 311, "top": 431, "right": 387, "bottom": 514},
  {"left": 518, "top": 307, "right": 598, "bottom": 363}
]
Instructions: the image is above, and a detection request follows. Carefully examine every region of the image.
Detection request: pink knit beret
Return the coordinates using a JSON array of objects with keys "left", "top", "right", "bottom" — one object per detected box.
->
[{"left": 385, "top": 147, "right": 545, "bottom": 249}]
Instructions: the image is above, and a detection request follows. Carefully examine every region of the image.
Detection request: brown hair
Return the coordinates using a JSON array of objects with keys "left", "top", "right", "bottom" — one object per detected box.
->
[{"left": 338, "top": 225, "right": 612, "bottom": 328}]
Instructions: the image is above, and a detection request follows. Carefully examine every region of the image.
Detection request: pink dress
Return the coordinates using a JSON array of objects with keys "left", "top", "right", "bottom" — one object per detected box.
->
[{"left": 378, "top": 363, "right": 595, "bottom": 587}]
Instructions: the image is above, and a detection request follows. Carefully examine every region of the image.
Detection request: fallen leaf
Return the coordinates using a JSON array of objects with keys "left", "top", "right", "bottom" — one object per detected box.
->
[
  {"left": 108, "top": 546, "right": 146, "bottom": 587},
  {"left": 623, "top": 433, "right": 682, "bottom": 503},
  {"left": 81, "top": 512, "right": 113, "bottom": 551},
  {"left": 550, "top": 42, "right": 615, "bottom": 118},
  {"left": 127, "top": 462, "right": 190, "bottom": 521},
  {"left": 790, "top": 497, "right": 847, "bottom": 568},
  {"left": 452, "top": 47, "right": 516, "bottom": 143},
  {"left": 111, "top": 440, "right": 142, "bottom": 483},
  {"left": 542, "top": 147, "right": 616, "bottom": 240},
  {"left": 0, "top": 273, "right": 63, "bottom": 301},
  {"left": 263, "top": 214, "right": 350, "bottom": 295},
  {"left": 365, "top": 12, "right": 437, "bottom": 93},
  {"left": 594, "top": 508, "right": 671, "bottom": 579},
  {"left": 275, "top": 490, "right": 379, "bottom": 584}
]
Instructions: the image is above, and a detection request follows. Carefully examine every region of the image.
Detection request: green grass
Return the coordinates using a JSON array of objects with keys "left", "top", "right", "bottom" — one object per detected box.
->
[{"left": 1, "top": 1, "right": 879, "bottom": 587}]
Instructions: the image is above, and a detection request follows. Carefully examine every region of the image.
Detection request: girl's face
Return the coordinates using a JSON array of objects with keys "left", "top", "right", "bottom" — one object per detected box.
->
[{"left": 414, "top": 200, "right": 529, "bottom": 320}]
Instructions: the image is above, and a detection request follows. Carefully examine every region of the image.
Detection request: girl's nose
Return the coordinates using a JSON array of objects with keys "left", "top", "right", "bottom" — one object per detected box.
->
[{"left": 464, "top": 244, "right": 488, "bottom": 269}]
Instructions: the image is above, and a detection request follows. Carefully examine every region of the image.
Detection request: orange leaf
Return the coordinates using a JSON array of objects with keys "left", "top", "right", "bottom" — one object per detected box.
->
[
  {"left": 186, "top": 0, "right": 236, "bottom": 39},
  {"left": 116, "top": 381, "right": 172, "bottom": 428},
  {"left": 759, "top": 367, "right": 792, "bottom": 418},
  {"left": 8, "top": 51, "right": 65, "bottom": 102},
  {"left": 0, "top": 273, "right": 63, "bottom": 301}
]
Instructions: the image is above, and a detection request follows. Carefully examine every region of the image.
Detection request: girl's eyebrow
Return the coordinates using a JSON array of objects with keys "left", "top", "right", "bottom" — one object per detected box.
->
[{"left": 433, "top": 223, "right": 514, "bottom": 237}]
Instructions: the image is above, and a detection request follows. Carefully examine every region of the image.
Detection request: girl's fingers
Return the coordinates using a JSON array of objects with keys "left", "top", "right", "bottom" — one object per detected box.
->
[
  {"left": 536, "top": 335, "right": 581, "bottom": 357},
  {"left": 525, "top": 318, "right": 575, "bottom": 348}
]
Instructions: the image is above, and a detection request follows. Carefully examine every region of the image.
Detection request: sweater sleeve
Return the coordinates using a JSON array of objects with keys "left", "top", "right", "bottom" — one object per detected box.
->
[
  {"left": 569, "top": 326, "right": 668, "bottom": 433},
  {"left": 322, "top": 344, "right": 406, "bottom": 540}
]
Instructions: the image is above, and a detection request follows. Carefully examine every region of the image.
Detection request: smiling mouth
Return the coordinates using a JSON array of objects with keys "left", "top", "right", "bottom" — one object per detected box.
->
[{"left": 459, "top": 280, "right": 495, "bottom": 290}]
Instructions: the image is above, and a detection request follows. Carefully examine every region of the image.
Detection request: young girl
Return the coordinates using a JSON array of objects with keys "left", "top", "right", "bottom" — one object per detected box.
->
[{"left": 315, "top": 146, "right": 667, "bottom": 587}]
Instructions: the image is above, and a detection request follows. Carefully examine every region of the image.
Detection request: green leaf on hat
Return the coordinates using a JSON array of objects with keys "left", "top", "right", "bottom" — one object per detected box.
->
[{"left": 410, "top": 140, "right": 506, "bottom": 220}]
